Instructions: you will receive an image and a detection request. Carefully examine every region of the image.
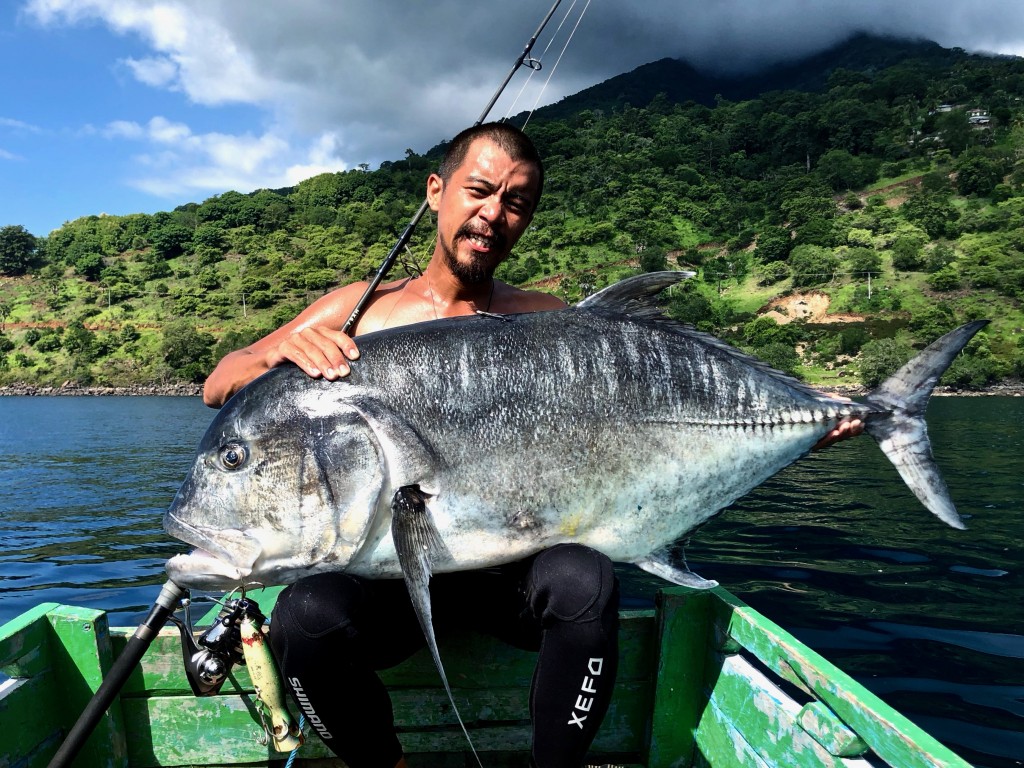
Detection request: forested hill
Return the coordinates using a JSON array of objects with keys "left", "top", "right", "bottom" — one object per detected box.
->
[
  {"left": 1, "top": 34, "right": 1023, "bottom": 391},
  {"left": 525, "top": 33, "right": 963, "bottom": 121}
]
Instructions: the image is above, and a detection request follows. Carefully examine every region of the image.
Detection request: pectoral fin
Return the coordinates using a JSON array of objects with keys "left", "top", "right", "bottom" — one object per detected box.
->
[
  {"left": 637, "top": 551, "right": 719, "bottom": 590},
  {"left": 390, "top": 486, "right": 480, "bottom": 767}
]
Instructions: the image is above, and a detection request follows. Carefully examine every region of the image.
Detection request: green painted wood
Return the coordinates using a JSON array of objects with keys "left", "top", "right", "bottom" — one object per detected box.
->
[
  {"left": 121, "top": 680, "right": 651, "bottom": 766},
  {"left": 694, "top": 695, "right": 772, "bottom": 768},
  {"left": 0, "top": 674, "right": 63, "bottom": 768},
  {"left": 646, "top": 587, "right": 713, "bottom": 768},
  {"left": 702, "top": 653, "right": 850, "bottom": 768},
  {"left": 709, "top": 589, "right": 973, "bottom": 768},
  {"left": 122, "top": 694, "right": 311, "bottom": 765},
  {"left": 797, "top": 702, "right": 868, "bottom": 758},
  {"left": 0, "top": 588, "right": 979, "bottom": 767},
  {"left": 0, "top": 602, "right": 60, "bottom": 677},
  {"left": 47, "top": 605, "right": 129, "bottom": 768}
]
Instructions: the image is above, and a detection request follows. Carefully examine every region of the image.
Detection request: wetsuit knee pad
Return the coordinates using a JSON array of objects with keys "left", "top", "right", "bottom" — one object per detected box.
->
[
  {"left": 271, "top": 572, "right": 366, "bottom": 638},
  {"left": 529, "top": 544, "right": 617, "bottom": 623}
]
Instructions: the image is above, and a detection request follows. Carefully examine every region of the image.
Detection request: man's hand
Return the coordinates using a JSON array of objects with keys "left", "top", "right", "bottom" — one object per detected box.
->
[
  {"left": 813, "top": 416, "right": 864, "bottom": 450},
  {"left": 264, "top": 326, "right": 360, "bottom": 380}
]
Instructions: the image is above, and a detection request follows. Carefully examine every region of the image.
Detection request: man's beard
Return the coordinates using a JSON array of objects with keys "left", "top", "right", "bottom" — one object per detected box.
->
[{"left": 441, "top": 226, "right": 505, "bottom": 286}]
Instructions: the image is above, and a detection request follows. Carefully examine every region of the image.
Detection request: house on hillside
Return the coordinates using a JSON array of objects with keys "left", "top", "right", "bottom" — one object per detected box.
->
[{"left": 968, "top": 108, "right": 991, "bottom": 126}]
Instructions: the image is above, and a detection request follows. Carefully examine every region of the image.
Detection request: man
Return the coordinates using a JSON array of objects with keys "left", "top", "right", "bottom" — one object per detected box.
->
[
  {"left": 205, "top": 123, "right": 619, "bottom": 768},
  {"left": 203, "top": 122, "right": 860, "bottom": 767},
  {"left": 202, "top": 122, "right": 562, "bottom": 408}
]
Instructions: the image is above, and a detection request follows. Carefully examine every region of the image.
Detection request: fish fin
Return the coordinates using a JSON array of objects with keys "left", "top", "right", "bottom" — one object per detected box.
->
[
  {"left": 349, "top": 399, "right": 440, "bottom": 493},
  {"left": 577, "top": 272, "right": 839, "bottom": 403},
  {"left": 864, "top": 320, "right": 988, "bottom": 530},
  {"left": 390, "top": 486, "right": 481, "bottom": 768},
  {"left": 576, "top": 270, "right": 695, "bottom": 317},
  {"left": 636, "top": 554, "right": 719, "bottom": 590}
]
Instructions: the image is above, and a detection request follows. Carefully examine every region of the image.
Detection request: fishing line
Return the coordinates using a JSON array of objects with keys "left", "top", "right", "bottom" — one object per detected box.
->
[
  {"left": 503, "top": 0, "right": 582, "bottom": 120},
  {"left": 522, "top": 0, "right": 592, "bottom": 131}
]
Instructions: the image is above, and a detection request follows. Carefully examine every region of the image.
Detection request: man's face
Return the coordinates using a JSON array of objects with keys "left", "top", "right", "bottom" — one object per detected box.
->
[{"left": 427, "top": 137, "right": 540, "bottom": 285}]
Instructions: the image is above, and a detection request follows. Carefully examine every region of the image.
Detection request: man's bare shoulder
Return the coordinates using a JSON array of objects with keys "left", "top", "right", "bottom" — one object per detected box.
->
[
  {"left": 493, "top": 281, "right": 567, "bottom": 313},
  {"left": 312, "top": 276, "right": 408, "bottom": 314}
]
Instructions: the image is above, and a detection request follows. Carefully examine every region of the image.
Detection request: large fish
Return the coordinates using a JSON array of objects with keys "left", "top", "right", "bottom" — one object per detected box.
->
[
  {"left": 165, "top": 272, "right": 982, "bottom": 747},
  {"left": 165, "top": 272, "right": 981, "bottom": 596}
]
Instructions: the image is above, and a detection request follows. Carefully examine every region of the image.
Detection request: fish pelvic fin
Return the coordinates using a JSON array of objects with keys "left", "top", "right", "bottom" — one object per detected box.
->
[
  {"left": 390, "top": 486, "right": 482, "bottom": 768},
  {"left": 636, "top": 553, "right": 719, "bottom": 590},
  {"left": 863, "top": 320, "right": 988, "bottom": 530}
]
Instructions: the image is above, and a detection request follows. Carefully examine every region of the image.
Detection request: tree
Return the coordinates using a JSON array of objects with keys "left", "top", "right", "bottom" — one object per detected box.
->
[
  {"left": 755, "top": 226, "right": 793, "bottom": 263},
  {"left": 859, "top": 338, "right": 913, "bottom": 388},
  {"left": 891, "top": 235, "right": 925, "bottom": 271},
  {"left": 63, "top": 321, "right": 97, "bottom": 362},
  {"left": 788, "top": 245, "right": 840, "bottom": 288},
  {"left": 74, "top": 252, "right": 105, "bottom": 281},
  {"left": 845, "top": 247, "right": 881, "bottom": 276},
  {"left": 150, "top": 223, "right": 193, "bottom": 260},
  {"left": 953, "top": 149, "right": 1006, "bottom": 197},
  {"left": 0, "top": 225, "right": 39, "bottom": 276},
  {"left": 900, "top": 191, "right": 959, "bottom": 239},
  {"left": 816, "top": 149, "right": 875, "bottom": 191},
  {"left": 927, "top": 265, "right": 961, "bottom": 291},
  {"left": 160, "top": 320, "right": 215, "bottom": 382}
]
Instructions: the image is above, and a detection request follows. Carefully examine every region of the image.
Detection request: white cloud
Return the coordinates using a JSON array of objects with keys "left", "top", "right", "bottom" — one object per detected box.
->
[
  {"left": 123, "top": 56, "right": 178, "bottom": 89},
  {"left": 103, "top": 115, "right": 345, "bottom": 198},
  {"left": 0, "top": 148, "right": 22, "bottom": 161},
  {"left": 0, "top": 117, "right": 42, "bottom": 133},
  {"left": 103, "top": 120, "right": 144, "bottom": 139}
]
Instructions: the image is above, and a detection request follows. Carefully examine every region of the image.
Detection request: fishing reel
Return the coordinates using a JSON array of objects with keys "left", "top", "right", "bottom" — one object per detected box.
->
[{"left": 168, "top": 592, "right": 266, "bottom": 697}]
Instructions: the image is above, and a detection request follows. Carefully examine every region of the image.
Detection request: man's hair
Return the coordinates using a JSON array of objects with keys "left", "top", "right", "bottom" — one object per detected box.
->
[{"left": 437, "top": 122, "right": 544, "bottom": 203}]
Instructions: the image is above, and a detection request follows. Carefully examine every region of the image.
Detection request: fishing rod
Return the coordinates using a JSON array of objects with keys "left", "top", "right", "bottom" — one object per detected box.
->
[{"left": 341, "top": 0, "right": 564, "bottom": 334}]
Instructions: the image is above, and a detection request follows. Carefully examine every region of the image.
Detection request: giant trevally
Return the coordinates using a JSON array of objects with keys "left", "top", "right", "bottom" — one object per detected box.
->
[
  {"left": 164, "top": 271, "right": 983, "bottom": 745},
  {"left": 165, "top": 271, "right": 981, "bottom": 595}
]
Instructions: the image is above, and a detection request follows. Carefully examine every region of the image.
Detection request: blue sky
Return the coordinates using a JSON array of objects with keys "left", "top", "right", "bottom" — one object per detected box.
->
[{"left": 3, "top": 0, "right": 1023, "bottom": 239}]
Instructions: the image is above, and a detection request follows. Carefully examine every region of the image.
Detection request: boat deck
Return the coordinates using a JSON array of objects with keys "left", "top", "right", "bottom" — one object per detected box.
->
[{"left": 0, "top": 586, "right": 972, "bottom": 767}]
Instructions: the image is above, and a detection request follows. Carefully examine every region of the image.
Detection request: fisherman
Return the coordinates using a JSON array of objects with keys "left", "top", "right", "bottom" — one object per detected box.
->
[{"left": 203, "top": 122, "right": 860, "bottom": 767}]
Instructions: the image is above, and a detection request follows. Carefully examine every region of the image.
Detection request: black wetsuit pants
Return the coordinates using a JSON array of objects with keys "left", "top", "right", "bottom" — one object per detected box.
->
[{"left": 268, "top": 544, "right": 619, "bottom": 768}]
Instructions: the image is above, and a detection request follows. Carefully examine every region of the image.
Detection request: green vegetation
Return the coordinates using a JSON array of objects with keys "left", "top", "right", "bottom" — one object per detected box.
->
[{"left": 2, "top": 37, "right": 1024, "bottom": 390}]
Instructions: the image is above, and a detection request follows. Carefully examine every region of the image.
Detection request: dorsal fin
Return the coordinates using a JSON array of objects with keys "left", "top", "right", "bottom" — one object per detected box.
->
[
  {"left": 576, "top": 271, "right": 694, "bottom": 317},
  {"left": 577, "top": 271, "right": 844, "bottom": 404}
]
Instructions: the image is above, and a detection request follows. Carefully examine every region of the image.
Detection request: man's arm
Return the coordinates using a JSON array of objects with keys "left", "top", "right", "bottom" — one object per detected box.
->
[{"left": 203, "top": 284, "right": 364, "bottom": 408}]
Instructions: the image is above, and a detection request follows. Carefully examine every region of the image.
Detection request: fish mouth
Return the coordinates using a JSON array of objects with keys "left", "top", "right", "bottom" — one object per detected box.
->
[{"left": 163, "top": 511, "right": 263, "bottom": 589}]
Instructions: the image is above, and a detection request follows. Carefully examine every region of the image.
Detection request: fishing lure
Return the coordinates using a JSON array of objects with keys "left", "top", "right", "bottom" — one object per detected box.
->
[{"left": 240, "top": 613, "right": 303, "bottom": 753}]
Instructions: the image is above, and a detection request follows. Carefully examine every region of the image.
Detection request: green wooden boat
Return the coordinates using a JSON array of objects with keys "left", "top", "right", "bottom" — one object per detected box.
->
[{"left": 0, "top": 585, "right": 973, "bottom": 768}]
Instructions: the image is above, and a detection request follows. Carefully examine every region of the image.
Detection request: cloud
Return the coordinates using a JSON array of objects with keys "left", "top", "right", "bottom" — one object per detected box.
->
[
  {"left": 123, "top": 56, "right": 178, "bottom": 89},
  {"left": 0, "top": 117, "right": 42, "bottom": 133},
  {"left": 22, "top": 0, "right": 1024, "bottom": 201},
  {"left": 0, "top": 148, "right": 22, "bottom": 161},
  {"left": 102, "top": 116, "right": 346, "bottom": 197}
]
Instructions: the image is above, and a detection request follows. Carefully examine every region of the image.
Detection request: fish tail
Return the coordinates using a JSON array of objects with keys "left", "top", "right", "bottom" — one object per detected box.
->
[{"left": 863, "top": 320, "right": 988, "bottom": 530}]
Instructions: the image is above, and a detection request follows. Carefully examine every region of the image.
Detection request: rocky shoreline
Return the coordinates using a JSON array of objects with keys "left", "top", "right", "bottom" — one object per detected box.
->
[{"left": 0, "top": 382, "right": 203, "bottom": 397}]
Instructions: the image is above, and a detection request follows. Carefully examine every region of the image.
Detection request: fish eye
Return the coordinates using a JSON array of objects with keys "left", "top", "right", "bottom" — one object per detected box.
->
[{"left": 219, "top": 444, "right": 248, "bottom": 470}]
